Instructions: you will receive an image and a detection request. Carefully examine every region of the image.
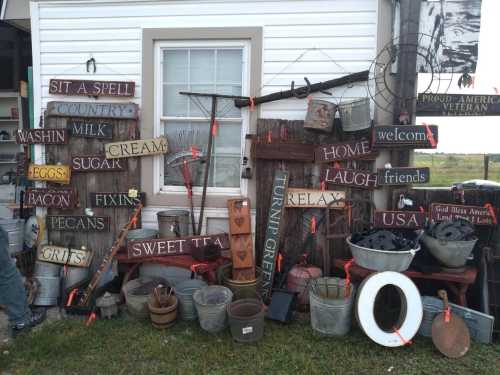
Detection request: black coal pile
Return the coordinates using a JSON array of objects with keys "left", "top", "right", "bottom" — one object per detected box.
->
[
  {"left": 426, "top": 218, "right": 476, "bottom": 241},
  {"left": 351, "top": 229, "right": 418, "bottom": 251}
]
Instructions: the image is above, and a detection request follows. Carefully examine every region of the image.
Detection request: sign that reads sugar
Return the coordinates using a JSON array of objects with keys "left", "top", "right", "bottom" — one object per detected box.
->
[
  {"left": 71, "top": 155, "right": 127, "bottom": 172},
  {"left": 16, "top": 129, "right": 68, "bottom": 145},
  {"left": 104, "top": 137, "right": 168, "bottom": 159},
  {"left": 127, "top": 233, "right": 230, "bottom": 259},
  {"left": 49, "top": 79, "right": 135, "bottom": 98},
  {"left": 27, "top": 164, "right": 71, "bottom": 185},
  {"left": 67, "top": 118, "right": 113, "bottom": 139},
  {"left": 377, "top": 167, "right": 430, "bottom": 186},
  {"left": 373, "top": 211, "right": 426, "bottom": 229},
  {"left": 314, "top": 139, "right": 376, "bottom": 163},
  {"left": 431, "top": 203, "right": 496, "bottom": 226},
  {"left": 285, "top": 188, "right": 345, "bottom": 208},
  {"left": 47, "top": 216, "right": 109, "bottom": 232},
  {"left": 47, "top": 101, "right": 139, "bottom": 120},
  {"left": 322, "top": 167, "right": 377, "bottom": 189},
  {"left": 90, "top": 192, "right": 145, "bottom": 208},
  {"left": 25, "top": 188, "right": 77, "bottom": 209},
  {"left": 416, "top": 93, "right": 500, "bottom": 116},
  {"left": 372, "top": 125, "right": 438, "bottom": 149},
  {"left": 37, "top": 245, "right": 93, "bottom": 268}
]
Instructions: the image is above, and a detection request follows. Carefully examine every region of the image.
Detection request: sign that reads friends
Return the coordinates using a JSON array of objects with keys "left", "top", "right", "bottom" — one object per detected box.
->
[
  {"left": 416, "top": 93, "right": 500, "bottom": 117},
  {"left": 47, "top": 215, "right": 109, "bottom": 232},
  {"left": 67, "top": 118, "right": 113, "bottom": 139},
  {"left": 47, "top": 101, "right": 139, "bottom": 120},
  {"left": 314, "top": 139, "right": 376, "bottom": 163},
  {"left": 16, "top": 129, "right": 68, "bottom": 145},
  {"left": 372, "top": 125, "right": 438, "bottom": 149},
  {"left": 25, "top": 188, "right": 77, "bottom": 209},
  {"left": 37, "top": 245, "right": 93, "bottom": 268},
  {"left": 127, "top": 233, "right": 230, "bottom": 259},
  {"left": 71, "top": 155, "right": 127, "bottom": 172},
  {"left": 49, "top": 79, "right": 135, "bottom": 98},
  {"left": 373, "top": 211, "right": 426, "bottom": 229},
  {"left": 322, "top": 167, "right": 377, "bottom": 189},
  {"left": 377, "top": 167, "right": 430, "bottom": 186},
  {"left": 89, "top": 192, "right": 145, "bottom": 208},
  {"left": 27, "top": 164, "right": 71, "bottom": 185},
  {"left": 104, "top": 137, "right": 168, "bottom": 159},
  {"left": 431, "top": 203, "right": 496, "bottom": 226},
  {"left": 285, "top": 188, "right": 346, "bottom": 208}
]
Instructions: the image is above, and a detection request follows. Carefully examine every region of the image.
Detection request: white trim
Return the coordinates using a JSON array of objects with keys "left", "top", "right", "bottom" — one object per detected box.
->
[{"left": 0, "top": 0, "right": 7, "bottom": 20}]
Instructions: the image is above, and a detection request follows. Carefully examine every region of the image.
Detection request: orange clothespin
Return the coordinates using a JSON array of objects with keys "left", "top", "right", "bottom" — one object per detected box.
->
[
  {"left": 310, "top": 216, "right": 317, "bottom": 234},
  {"left": 277, "top": 252, "right": 284, "bottom": 273},
  {"left": 66, "top": 288, "right": 78, "bottom": 307},
  {"left": 484, "top": 203, "right": 497, "bottom": 225},
  {"left": 344, "top": 258, "right": 354, "bottom": 298},
  {"left": 334, "top": 161, "right": 342, "bottom": 169},
  {"left": 444, "top": 307, "right": 451, "bottom": 323},
  {"left": 393, "top": 326, "right": 413, "bottom": 346},
  {"left": 320, "top": 180, "right": 326, "bottom": 191},
  {"left": 267, "top": 130, "right": 272, "bottom": 144},
  {"left": 85, "top": 311, "right": 96, "bottom": 327},
  {"left": 190, "top": 145, "right": 199, "bottom": 159},
  {"left": 211, "top": 120, "right": 218, "bottom": 137},
  {"left": 422, "top": 122, "right": 437, "bottom": 148},
  {"left": 249, "top": 97, "right": 256, "bottom": 112}
]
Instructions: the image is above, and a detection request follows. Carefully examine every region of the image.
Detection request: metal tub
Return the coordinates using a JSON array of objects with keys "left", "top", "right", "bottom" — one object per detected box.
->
[
  {"left": 338, "top": 97, "right": 371, "bottom": 132},
  {"left": 0, "top": 218, "right": 24, "bottom": 256},
  {"left": 33, "top": 276, "right": 60, "bottom": 306},
  {"left": 422, "top": 234, "right": 477, "bottom": 268},
  {"left": 156, "top": 210, "right": 190, "bottom": 238}
]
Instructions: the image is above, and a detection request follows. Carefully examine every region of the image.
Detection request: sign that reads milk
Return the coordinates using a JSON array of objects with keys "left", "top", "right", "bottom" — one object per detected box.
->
[
  {"left": 285, "top": 188, "right": 345, "bottom": 208},
  {"left": 104, "top": 137, "right": 168, "bottom": 159}
]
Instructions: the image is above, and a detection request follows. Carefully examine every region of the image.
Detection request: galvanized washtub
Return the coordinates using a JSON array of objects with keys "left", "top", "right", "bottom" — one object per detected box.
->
[
  {"left": 63, "top": 266, "right": 89, "bottom": 291},
  {"left": 421, "top": 234, "right": 477, "bottom": 268},
  {"left": 156, "top": 210, "right": 190, "bottom": 238},
  {"left": 126, "top": 228, "right": 158, "bottom": 242},
  {"left": 338, "top": 97, "right": 371, "bottom": 132},
  {"left": 33, "top": 261, "right": 62, "bottom": 306},
  {"left": 0, "top": 218, "right": 24, "bottom": 256}
]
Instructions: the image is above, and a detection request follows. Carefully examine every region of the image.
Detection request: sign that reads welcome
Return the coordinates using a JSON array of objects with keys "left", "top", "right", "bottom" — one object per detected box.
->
[
  {"left": 37, "top": 245, "right": 93, "bottom": 268},
  {"left": 71, "top": 155, "right": 127, "bottom": 172},
  {"left": 431, "top": 203, "right": 496, "bottom": 226},
  {"left": 416, "top": 93, "right": 500, "bottom": 116},
  {"left": 67, "top": 118, "right": 113, "bottom": 139},
  {"left": 285, "top": 188, "right": 345, "bottom": 208},
  {"left": 322, "top": 167, "right": 377, "bottom": 189},
  {"left": 373, "top": 211, "right": 426, "bottom": 229},
  {"left": 47, "top": 215, "right": 110, "bottom": 232},
  {"left": 47, "top": 101, "right": 139, "bottom": 120},
  {"left": 90, "top": 192, "right": 145, "bottom": 208},
  {"left": 27, "top": 164, "right": 71, "bottom": 185},
  {"left": 372, "top": 125, "right": 438, "bottom": 149},
  {"left": 377, "top": 167, "right": 430, "bottom": 186},
  {"left": 105, "top": 137, "right": 168, "bottom": 159},
  {"left": 25, "top": 188, "right": 77, "bottom": 209},
  {"left": 49, "top": 79, "right": 135, "bottom": 98},
  {"left": 314, "top": 139, "right": 376, "bottom": 163},
  {"left": 16, "top": 129, "right": 68, "bottom": 145}
]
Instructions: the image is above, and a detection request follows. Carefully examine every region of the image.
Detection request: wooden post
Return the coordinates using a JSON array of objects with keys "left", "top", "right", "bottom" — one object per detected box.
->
[{"left": 484, "top": 154, "right": 490, "bottom": 180}]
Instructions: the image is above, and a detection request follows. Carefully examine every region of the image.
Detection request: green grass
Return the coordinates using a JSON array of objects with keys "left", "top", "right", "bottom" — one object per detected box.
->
[{"left": 1, "top": 316, "right": 499, "bottom": 375}]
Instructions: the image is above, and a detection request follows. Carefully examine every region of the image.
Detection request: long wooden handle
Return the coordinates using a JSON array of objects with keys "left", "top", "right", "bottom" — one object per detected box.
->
[{"left": 437, "top": 289, "right": 449, "bottom": 310}]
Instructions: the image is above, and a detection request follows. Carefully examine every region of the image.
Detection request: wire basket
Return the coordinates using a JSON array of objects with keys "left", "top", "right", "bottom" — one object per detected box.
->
[{"left": 15, "top": 247, "right": 36, "bottom": 277}]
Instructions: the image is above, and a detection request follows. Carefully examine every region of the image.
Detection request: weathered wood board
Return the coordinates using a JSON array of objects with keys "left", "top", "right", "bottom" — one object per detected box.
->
[
  {"left": 314, "top": 139, "right": 376, "bottom": 163},
  {"left": 372, "top": 125, "right": 438, "bottom": 149},
  {"left": 104, "top": 137, "right": 168, "bottom": 159},
  {"left": 373, "top": 211, "right": 426, "bottom": 229},
  {"left": 16, "top": 129, "right": 68, "bottom": 145},
  {"left": 416, "top": 93, "right": 500, "bottom": 116},
  {"left": 27, "top": 164, "right": 71, "bottom": 185},
  {"left": 37, "top": 244, "right": 93, "bottom": 267},
  {"left": 431, "top": 203, "right": 496, "bottom": 226},
  {"left": 67, "top": 118, "right": 113, "bottom": 139},
  {"left": 89, "top": 192, "right": 145, "bottom": 208},
  {"left": 285, "top": 188, "right": 345, "bottom": 208},
  {"left": 47, "top": 215, "right": 110, "bottom": 232},
  {"left": 47, "top": 101, "right": 139, "bottom": 119},
  {"left": 322, "top": 167, "right": 377, "bottom": 189},
  {"left": 251, "top": 142, "right": 314, "bottom": 162},
  {"left": 25, "top": 188, "right": 78, "bottom": 209},
  {"left": 71, "top": 155, "right": 127, "bottom": 172},
  {"left": 227, "top": 198, "right": 254, "bottom": 271},
  {"left": 377, "top": 167, "right": 430, "bottom": 185},
  {"left": 49, "top": 79, "right": 135, "bottom": 97}
]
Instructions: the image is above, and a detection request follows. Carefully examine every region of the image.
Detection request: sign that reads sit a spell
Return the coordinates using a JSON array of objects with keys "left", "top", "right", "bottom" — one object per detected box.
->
[
  {"left": 47, "top": 101, "right": 138, "bottom": 120},
  {"left": 373, "top": 211, "right": 426, "bottom": 229},
  {"left": 16, "top": 129, "right": 68, "bottom": 145},
  {"left": 37, "top": 245, "right": 93, "bottom": 268},
  {"left": 322, "top": 167, "right": 377, "bottom": 189},
  {"left": 431, "top": 203, "right": 496, "bottom": 226},
  {"left": 105, "top": 137, "right": 168, "bottom": 159},
  {"left": 416, "top": 93, "right": 500, "bottom": 117},
  {"left": 285, "top": 188, "right": 346, "bottom": 208},
  {"left": 127, "top": 233, "right": 230, "bottom": 259},
  {"left": 25, "top": 188, "right": 77, "bottom": 209},
  {"left": 90, "top": 192, "right": 145, "bottom": 208},
  {"left": 315, "top": 139, "right": 376, "bottom": 163},
  {"left": 27, "top": 164, "right": 71, "bottom": 185},
  {"left": 68, "top": 118, "right": 113, "bottom": 139},
  {"left": 47, "top": 215, "right": 109, "bottom": 232},
  {"left": 377, "top": 167, "right": 430, "bottom": 186},
  {"left": 49, "top": 79, "right": 135, "bottom": 98},
  {"left": 71, "top": 155, "right": 127, "bottom": 172},
  {"left": 372, "top": 125, "right": 438, "bottom": 149}
]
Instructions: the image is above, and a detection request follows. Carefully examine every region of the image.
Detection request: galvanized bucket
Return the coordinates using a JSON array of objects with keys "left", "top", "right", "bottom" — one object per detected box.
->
[
  {"left": 218, "top": 263, "right": 262, "bottom": 300},
  {"left": 63, "top": 266, "right": 89, "bottom": 290},
  {"left": 422, "top": 234, "right": 477, "bottom": 268},
  {"left": 33, "top": 276, "right": 60, "bottom": 306},
  {"left": 126, "top": 228, "right": 158, "bottom": 242},
  {"left": 338, "top": 97, "right": 371, "bottom": 132},
  {"left": 34, "top": 260, "right": 62, "bottom": 277},
  {"left": 193, "top": 285, "right": 233, "bottom": 333},
  {"left": 310, "top": 277, "right": 356, "bottom": 336},
  {"left": 157, "top": 210, "right": 190, "bottom": 238},
  {"left": 122, "top": 276, "right": 166, "bottom": 319},
  {"left": 304, "top": 99, "right": 336, "bottom": 132},
  {"left": 0, "top": 218, "right": 24, "bottom": 256},
  {"left": 174, "top": 279, "right": 207, "bottom": 321},
  {"left": 139, "top": 264, "right": 195, "bottom": 287},
  {"left": 227, "top": 298, "right": 265, "bottom": 343}
]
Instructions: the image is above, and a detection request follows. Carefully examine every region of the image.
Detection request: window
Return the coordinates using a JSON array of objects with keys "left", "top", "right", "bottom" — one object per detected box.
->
[{"left": 155, "top": 41, "right": 250, "bottom": 195}]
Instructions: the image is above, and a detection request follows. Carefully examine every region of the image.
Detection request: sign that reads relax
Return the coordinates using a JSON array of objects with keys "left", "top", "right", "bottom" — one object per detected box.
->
[
  {"left": 127, "top": 233, "right": 230, "bottom": 259},
  {"left": 49, "top": 79, "right": 135, "bottom": 98},
  {"left": 47, "top": 101, "right": 139, "bottom": 120},
  {"left": 104, "top": 137, "right": 168, "bottom": 159},
  {"left": 377, "top": 167, "right": 430, "bottom": 185},
  {"left": 47, "top": 216, "right": 109, "bottom": 232},
  {"left": 285, "top": 188, "right": 345, "bottom": 208},
  {"left": 373, "top": 211, "right": 426, "bottom": 229},
  {"left": 71, "top": 155, "right": 127, "bottom": 172},
  {"left": 16, "top": 129, "right": 68, "bottom": 145},
  {"left": 416, "top": 93, "right": 500, "bottom": 116},
  {"left": 322, "top": 167, "right": 377, "bottom": 189},
  {"left": 90, "top": 192, "right": 145, "bottom": 208},
  {"left": 25, "top": 188, "right": 77, "bottom": 209},
  {"left": 27, "top": 164, "right": 71, "bottom": 185},
  {"left": 431, "top": 203, "right": 496, "bottom": 226},
  {"left": 67, "top": 118, "right": 113, "bottom": 139},
  {"left": 37, "top": 245, "right": 93, "bottom": 268},
  {"left": 372, "top": 125, "right": 438, "bottom": 149},
  {"left": 314, "top": 139, "right": 376, "bottom": 163}
]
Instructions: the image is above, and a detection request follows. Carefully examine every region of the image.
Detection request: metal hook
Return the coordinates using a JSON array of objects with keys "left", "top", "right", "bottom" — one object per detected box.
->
[
  {"left": 86, "top": 57, "right": 97, "bottom": 73},
  {"left": 293, "top": 77, "right": 312, "bottom": 99}
]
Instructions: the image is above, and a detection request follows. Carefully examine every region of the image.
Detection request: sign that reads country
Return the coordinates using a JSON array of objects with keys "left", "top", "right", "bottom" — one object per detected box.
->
[
  {"left": 104, "top": 137, "right": 168, "bottom": 159},
  {"left": 67, "top": 118, "right": 113, "bottom": 139},
  {"left": 416, "top": 93, "right": 500, "bottom": 116},
  {"left": 372, "top": 125, "right": 438, "bottom": 149},
  {"left": 16, "top": 129, "right": 68, "bottom": 145},
  {"left": 49, "top": 79, "right": 135, "bottom": 98},
  {"left": 25, "top": 188, "right": 77, "bottom": 209},
  {"left": 127, "top": 233, "right": 230, "bottom": 259},
  {"left": 27, "top": 164, "right": 71, "bottom": 185},
  {"left": 47, "top": 101, "right": 139, "bottom": 120},
  {"left": 377, "top": 167, "right": 430, "bottom": 186},
  {"left": 373, "top": 211, "right": 426, "bottom": 229},
  {"left": 47, "top": 215, "right": 109, "bottom": 232},
  {"left": 71, "top": 155, "right": 127, "bottom": 172},
  {"left": 37, "top": 245, "right": 93, "bottom": 268},
  {"left": 89, "top": 192, "right": 145, "bottom": 208},
  {"left": 285, "top": 188, "right": 345, "bottom": 208},
  {"left": 314, "top": 139, "right": 376, "bottom": 163},
  {"left": 431, "top": 203, "right": 496, "bottom": 226},
  {"left": 322, "top": 167, "right": 377, "bottom": 189}
]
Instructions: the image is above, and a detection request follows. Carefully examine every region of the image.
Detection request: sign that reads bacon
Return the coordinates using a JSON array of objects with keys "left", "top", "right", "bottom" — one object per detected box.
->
[
  {"left": 431, "top": 203, "right": 497, "bottom": 226},
  {"left": 25, "top": 188, "right": 77, "bottom": 209}
]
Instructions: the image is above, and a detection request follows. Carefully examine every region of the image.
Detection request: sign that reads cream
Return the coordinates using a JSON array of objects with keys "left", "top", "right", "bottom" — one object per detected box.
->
[
  {"left": 285, "top": 188, "right": 345, "bottom": 208},
  {"left": 105, "top": 137, "right": 168, "bottom": 159},
  {"left": 27, "top": 164, "right": 71, "bottom": 185},
  {"left": 37, "top": 245, "right": 93, "bottom": 268}
]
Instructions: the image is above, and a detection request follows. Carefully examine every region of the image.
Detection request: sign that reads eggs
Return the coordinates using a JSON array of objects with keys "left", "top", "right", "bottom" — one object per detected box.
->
[{"left": 27, "top": 164, "right": 71, "bottom": 185}]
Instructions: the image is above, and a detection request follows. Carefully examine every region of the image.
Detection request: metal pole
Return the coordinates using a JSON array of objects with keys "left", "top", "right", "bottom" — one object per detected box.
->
[{"left": 484, "top": 154, "right": 490, "bottom": 180}]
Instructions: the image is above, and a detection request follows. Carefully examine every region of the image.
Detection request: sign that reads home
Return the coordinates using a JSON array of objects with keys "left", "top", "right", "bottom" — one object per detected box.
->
[
  {"left": 314, "top": 139, "right": 376, "bottom": 163},
  {"left": 372, "top": 125, "right": 438, "bottom": 149},
  {"left": 27, "top": 164, "right": 71, "bottom": 185},
  {"left": 47, "top": 101, "right": 139, "bottom": 120},
  {"left": 67, "top": 118, "right": 113, "bottom": 139},
  {"left": 377, "top": 167, "right": 430, "bottom": 185},
  {"left": 16, "top": 129, "right": 68, "bottom": 145},
  {"left": 89, "top": 192, "right": 145, "bottom": 208},
  {"left": 47, "top": 215, "right": 110, "bottom": 232},
  {"left": 71, "top": 155, "right": 127, "bottom": 172},
  {"left": 431, "top": 203, "right": 496, "bottom": 226},
  {"left": 49, "top": 79, "right": 135, "bottom": 98},
  {"left": 37, "top": 245, "right": 93, "bottom": 268},
  {"left": 416, "top": 93, "right": 500, "bottom": 116},
  {"left": 322, "top": 167, "right": 377, "bottom": 189},
  {"left": 373, "top": 211, "right": 426, "bottom": 229},
  {"left": 25, "top": 188, "right": 77, "bottom": 209},
  {"left": 104, "top": 137, "right": 168, "bottom": 159},
  {"left": 285, "top": 188, "right": 345, "bottom": 208},
  {"left": 127, "top": 233, "right": 230, "bottom": 259}
]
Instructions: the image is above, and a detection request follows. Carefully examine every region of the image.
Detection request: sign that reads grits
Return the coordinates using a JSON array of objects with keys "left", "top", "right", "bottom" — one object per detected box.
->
[
  {"left": 372, "top": 125, "right": 438, "bottom": 149},
  {"left": 416, "top": 93, "right": 500, "bottom": 117},
  {"left": 377, "top": 167, "right": 430, "bottom": 186},
  {"left": 104, "top": 137, "right": 168, "bottom": 159},
  {"left": 322, "top": 167, "right": 377, "bottom": 189},
  {"left": 47, "top": 101, "right": 139, "bottom": 120},
  {"left": 89, "top": 192, "right": 145, "bottom": 208},
  {"left": 71, "top": 155, "right": 127, "bottom": 172},
  {"left": 47, "top": 215, "right": 110, "bottom": 232},
  {"left": 373, "top": 211, "right": 426, "bottom": 229},
  {"left": 67, "top": 118, "right": 113, "bottom": 139},
  {"left": 49, "top": 79, "right": 135, "bottom": 98},
  {"left": 285, "top": 188, "right": 345, "bottom": 208},
  {"left": 314, "top": 139, "right": 377, "bottom": 163},
  {"left": 16, "top": 129, "right": 68, "bottom": 145},
  {"left": 27, "top": 164, "right": 71, "bottom": 185},
  {"left": 37, "top": 245, "right": 93, "bottom": 268},
  {"left": 431, "top": 203, "right": 496, "bottom": 226},
  {"left": 25, "top": 188, "right": 78, "bottom": 209}
]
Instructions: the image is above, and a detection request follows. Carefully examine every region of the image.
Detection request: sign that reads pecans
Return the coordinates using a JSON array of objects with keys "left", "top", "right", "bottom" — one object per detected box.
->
[
  {"left": 372, "top": 125, "right": 438, "bottom": 149},
  {"left": 47, "top": 216, "right": 110, "bottom": 232},
  {"left": 89, "top": 192, "right": 145, "bottom": 208},
  {"left": 322, "top": 167, "right": 377, "bottom": 189},
  {"left": 314, "top": 139, "right": 376, "bottom": 163},
  {"left": 71, "top": 155, "right": 127, "bottom": 172},
  {"left": 431, "top": 203, "right": 496, "bottom": 226},
  {"left": 104, "top": 137, "right": 168, "bottom": 159},
  {"left": 49, "top": 79, "right": 135, "bottom": 98},
  {"left": 25, "top": 188, "right": 78, "bottom": 209},
  {"left": 67, "top": 118, "right": 113, "bottom": 139},
  {"left": 373, "top": 211, "right": 426, "bottom": 229},
  {"left": 16, "top": 129, "right": 68, "bottom": 145},
  {"left": 377, "top": 167, "right": 430, "bottom": 186}
]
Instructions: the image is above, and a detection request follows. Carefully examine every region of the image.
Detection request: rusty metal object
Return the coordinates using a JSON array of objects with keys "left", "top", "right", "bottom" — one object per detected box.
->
[{"left": 304, "top": 99, "right": 336, "bottom": 132}]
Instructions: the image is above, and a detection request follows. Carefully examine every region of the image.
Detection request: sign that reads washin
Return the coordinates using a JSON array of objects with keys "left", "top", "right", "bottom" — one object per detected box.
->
[
  {"left": 416, "top": 93, "right": 500, "bottom": 116},
  {"left": 16, "top": 129, "right": 68, "bottom": 145},
  {"left": 104, "top": 137, "right": 168, "bottom": 159}
]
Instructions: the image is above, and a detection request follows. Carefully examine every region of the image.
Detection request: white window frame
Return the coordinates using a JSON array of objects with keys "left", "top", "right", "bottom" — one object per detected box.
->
[{"left": 153, "top": 40, "right": 251, "bottom": 197}]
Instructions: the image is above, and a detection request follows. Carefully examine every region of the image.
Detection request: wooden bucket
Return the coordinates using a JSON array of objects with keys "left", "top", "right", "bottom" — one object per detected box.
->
[{"left": 148, "top": 294, "right": 178, "bottom": 329}]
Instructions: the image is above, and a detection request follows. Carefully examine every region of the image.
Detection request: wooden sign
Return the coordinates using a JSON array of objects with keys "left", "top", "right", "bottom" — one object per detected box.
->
[
  {"left": 47, "top": 101, "right": 139, "bottom": 119},
  {"left": 261, "top": 170, "right": 289, "bottom": 301},
  {"left": 71, "top": 155, "right": 127, "bottom": 172},
  {"left": 47, "top": 216, "right": 110, "bottom": 232},
  {"left": 89, "top": 192, "right": 145, "bottom": 208},
  {"left": 49, "top": 79, "right": 135, "bottom": 98},
  {"left": 373, "top": 211, "right": 426, "bottom": 229},
  {"left": 104, "top": 137, "right": 168, "bottom": 159},
  {"left": 431, "top": 203, "right": 496, "bottom": 226},
  {"left": 377, "top": 167, "right": 430, "bottom": 185},
  {"left": 27, "top": 164, "right": 71, "bottom": 185},
  {"left": 37, "top": 245, "right": 93, "bottom": 267},
  {"left": 416, "top": 93, "right": 500, "bottom": 116},
  {"left": 127, "top": 233, "right": 230, "bottom": 259},
  {"left": 227, "top": 198, "right": 254, "bottom": 272},
  {"left": 372, "top": 125, "right": 438, "bottom": 149},
  {"left": 251, "top": 142, "right": 314, "bottom": 162},
  {"left": 67, "top": 118, "right": 113, "bottom": 139},
  {"left": 315, "top": 139, "right": 376, "bottom": 163},
  {"left": 227, "top": 198, "right": 252, "bottom": 235},
  {"left": 25, "top": 188, "right": 77, "bottom": 209},
  {"left": 286, "top": 188, "right": 346, "bottom": 208},
  {"left": 322, "top": 167, "right": 377, "bottom": 189},
  {"left": 16, "top": 129, "right": 68, "bottom": 145}
]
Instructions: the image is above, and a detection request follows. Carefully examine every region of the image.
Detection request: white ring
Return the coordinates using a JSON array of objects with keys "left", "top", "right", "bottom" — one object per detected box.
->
[{"left": 356, "top": 271, "right": 423, "bottom": 347}]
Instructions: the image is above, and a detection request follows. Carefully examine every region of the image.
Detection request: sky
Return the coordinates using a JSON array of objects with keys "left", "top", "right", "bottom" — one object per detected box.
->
[{"left": 416, "top": 0, "right": 500, "bottom": 154}]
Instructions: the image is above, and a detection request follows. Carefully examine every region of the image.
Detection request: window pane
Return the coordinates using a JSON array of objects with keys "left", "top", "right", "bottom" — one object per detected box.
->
[
  {"left": 163, "top": 50, "right": 188, "bottom": 83},
  {"left": 217, "top": 49, "right": 243, "bottom": 84},
  {"left": 189, "top": 84, "right": 215, "bottom": 117},
  {"left": 215, "top": 85, "right": 242, "bottom": 118},
  {"left": 163, "top": 84, "right": 188, "bottom": 116},
  {"left": 191, "top": 49, "right": 215, "bottom": 84}
]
